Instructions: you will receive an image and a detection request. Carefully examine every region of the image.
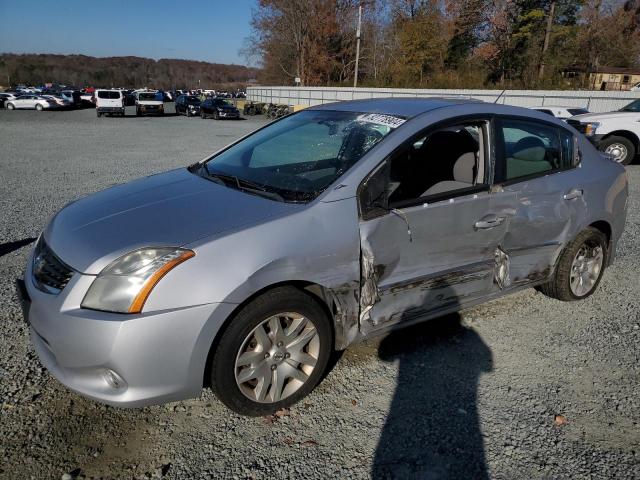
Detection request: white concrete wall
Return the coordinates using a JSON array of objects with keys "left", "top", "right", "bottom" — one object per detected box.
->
[{"left": 247, "top": 86, "right": 640, "bottom": 113}]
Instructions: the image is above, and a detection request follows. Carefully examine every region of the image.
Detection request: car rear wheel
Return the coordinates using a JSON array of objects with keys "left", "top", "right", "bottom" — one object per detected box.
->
[
  {"left": 211, "top": 287, "right": 332, "bottom": 416},
  {"left": 599, "top": 135, "right": 635, "bottom": 165},
  {"left": 539, "top": 227, "right": 608, "bottom": 301},
  {"left": 36, "top": 104, "right": 43, "bottom": 111},
  {"left": 213, "top": 111, "right": 220, "bottom": 120},
  {"left": 200, "top": 111, "right": 206, "bottom": 119}
]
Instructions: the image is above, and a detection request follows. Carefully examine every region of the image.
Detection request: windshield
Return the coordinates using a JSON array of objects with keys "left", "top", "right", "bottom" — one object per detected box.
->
[
  {"left": 620, "top": 99, "right": 640, "bottom": 112},
  {"left": 186, "top": 96, "right": 201, "bottom": 104},
  {"left": 198, "top": 110, "right": 401, "bottom": 202},
  {"left": 139, "top": 92, "right": 157, "bottom": 101}
]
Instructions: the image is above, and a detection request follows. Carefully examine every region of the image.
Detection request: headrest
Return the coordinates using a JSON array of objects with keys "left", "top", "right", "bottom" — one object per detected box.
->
[
  {"left": 513, "top": 146, "right": 546, "bottom": 162},
  {"left": 453, "top": 152, "right": 476, "bottom": 183}
]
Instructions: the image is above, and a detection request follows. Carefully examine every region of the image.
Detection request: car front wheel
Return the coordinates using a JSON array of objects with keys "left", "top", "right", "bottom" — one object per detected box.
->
[
  {"left": 211, "top": 287, "right": 332, "bottom": 416},
  {"left": 599, "top": 135, "right": 636, "bottom": 165},
  {"left": 36, "top": 104, "right": 43, "bottom": 111},
  {"left": 539, "top": 227, "right": 608, "bottom": 301},
  {"left": 6, "top": 103, "right": 15, "bottom": 110}
]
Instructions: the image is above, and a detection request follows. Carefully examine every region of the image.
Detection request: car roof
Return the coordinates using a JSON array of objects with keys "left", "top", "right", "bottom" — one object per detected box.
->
[{"left": 309, "top": 97, "right": 483, "bottom": 118}]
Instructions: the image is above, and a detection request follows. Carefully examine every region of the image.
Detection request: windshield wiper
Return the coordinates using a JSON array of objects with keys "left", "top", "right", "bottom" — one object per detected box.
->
[{"left": 203, "top": 167, "right": 284, "bottom": 202}]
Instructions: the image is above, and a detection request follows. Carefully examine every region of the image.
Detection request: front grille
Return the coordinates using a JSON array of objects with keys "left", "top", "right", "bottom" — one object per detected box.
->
[
  {"left": 566, "top": 119, "right": 586, "bottom": 134},
  {"left": 32, "top": 239, "right": 74, "bottom": 293}
]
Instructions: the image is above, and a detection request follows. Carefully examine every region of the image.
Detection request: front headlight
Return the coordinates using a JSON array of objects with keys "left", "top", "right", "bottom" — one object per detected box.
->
[
  {"left": 81, "top": 247, "right": 195, "bottom": 313},
  {"left": 584, "top": 122, "right": 600, "bottom": 136}
]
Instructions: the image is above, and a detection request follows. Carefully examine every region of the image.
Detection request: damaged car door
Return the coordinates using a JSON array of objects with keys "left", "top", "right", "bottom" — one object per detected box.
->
[
  {"left": 357, "top": 119, "right": 509, "bottom": 336},
  {"left": 489, "top": 118, "right": 585, "bottom": 287}
]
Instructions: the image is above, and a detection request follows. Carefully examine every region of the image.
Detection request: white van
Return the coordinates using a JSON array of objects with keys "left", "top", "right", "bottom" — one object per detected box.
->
[
  {"left": 95, "top": 90, "right": 125, "bottom": 117},
  {"left": 135, "top": 91, "right": 164, "bottom": 116}
]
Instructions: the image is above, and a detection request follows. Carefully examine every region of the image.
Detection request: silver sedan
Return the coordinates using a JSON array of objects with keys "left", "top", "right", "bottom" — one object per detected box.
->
[{"left": 18, "top": 98, "right": 628, "bottom": 415}]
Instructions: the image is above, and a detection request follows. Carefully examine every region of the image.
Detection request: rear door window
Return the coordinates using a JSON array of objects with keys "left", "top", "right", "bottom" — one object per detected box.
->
[{"left": 496, "top": 119, "right": 575, "bottom": 183}]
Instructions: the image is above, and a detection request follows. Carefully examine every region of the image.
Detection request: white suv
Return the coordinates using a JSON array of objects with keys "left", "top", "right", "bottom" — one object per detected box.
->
[{"left": 568, "top": 99, "right": 640, "bottom": 165}]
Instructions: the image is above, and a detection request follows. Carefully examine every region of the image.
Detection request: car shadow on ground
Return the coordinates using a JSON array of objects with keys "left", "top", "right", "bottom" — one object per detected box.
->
[
  {"left": 0, "top": 237, "right": 36, "bottom": 258},
  {"left": 372, "top": 289, "right": 493, "bottom": 479}
]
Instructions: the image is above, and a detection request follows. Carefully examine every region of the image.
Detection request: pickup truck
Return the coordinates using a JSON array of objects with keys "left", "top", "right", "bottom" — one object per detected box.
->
[
  {"left": 568, "top": 98, "right": 640, "bottom": 164},
  {"left": 135, "top": 91, "right": 164, "bottom": 116}
]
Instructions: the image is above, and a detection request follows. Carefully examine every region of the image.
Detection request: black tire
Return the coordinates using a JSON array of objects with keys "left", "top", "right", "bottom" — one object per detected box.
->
[
  {"left": 96, "top": 111, "right": 102, "bottom": 117},
  {"left": 6, "top": 103, "right": 15, "bottom": 110},
  {"left": 213, "top": 111, "right": 220, "bottom": 120},
  {"left": 200, "top": 111, "right": 206, "bottom": 119},
  {"left": 538, "top": 227, "right": 608, "bottom": 301},
  {"left": 598, "top": 135, "right": 636, "bottom": 166},
  {"left": 136, "top": 108, "right": 141, "bottom": 117},
  {"left": 36, "top": 104, "right": 43, "bottom": 111},
  {"left": 211, "top": 287, "right": 332, "bottom": 416}
]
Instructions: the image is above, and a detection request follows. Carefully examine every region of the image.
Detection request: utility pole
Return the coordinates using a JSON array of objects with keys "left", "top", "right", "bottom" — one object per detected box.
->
[
  {"left": 353, "top": 5, "right": 362, "bottom": 88},
  {"left": 538, "top": 1, "right": 556, "bottom": 81}
]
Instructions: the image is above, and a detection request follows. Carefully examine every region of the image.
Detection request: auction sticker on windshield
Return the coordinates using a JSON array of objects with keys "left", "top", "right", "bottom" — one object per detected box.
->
[{"left": 357, "top": 113, "right": 406, "bottom": 128}]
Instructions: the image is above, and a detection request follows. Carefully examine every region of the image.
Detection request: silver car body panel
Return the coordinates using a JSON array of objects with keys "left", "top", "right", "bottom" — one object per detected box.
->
[{"left": 24, "top": 98, "right": 628, "bottom": 407}]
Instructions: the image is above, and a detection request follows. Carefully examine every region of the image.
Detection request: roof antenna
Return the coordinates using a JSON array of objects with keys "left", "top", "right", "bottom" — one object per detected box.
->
[{"left": 494, "top": 89, "right": 506, "bottom": 104}]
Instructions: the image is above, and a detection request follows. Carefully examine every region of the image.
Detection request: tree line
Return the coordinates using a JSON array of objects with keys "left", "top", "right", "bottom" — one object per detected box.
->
[
  {"left": 0, "top": 54, "right": 259, "bottom": 90},
  {"left": 246, "top": 0, "right": 640, "bottom": 89}
]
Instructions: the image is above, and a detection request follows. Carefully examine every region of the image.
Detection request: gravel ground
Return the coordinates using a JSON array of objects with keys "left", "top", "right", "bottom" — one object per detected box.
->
[{"left": 0, "top": 106, "right": 639, "bottom": 480}]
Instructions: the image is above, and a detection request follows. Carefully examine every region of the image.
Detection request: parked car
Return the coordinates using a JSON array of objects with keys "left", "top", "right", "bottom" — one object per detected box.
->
[
  {"left": 5, "top": 95, "right": 58, "bottom": 111},
  {"left": 60, "top": 90, "right": 82, "bottom": 107},
  {"left": 95, "top": 89, "right": 125, "bottom": 117},
  {"left": 530, "top": 105, "right": 590, "bottom": 120},
  {"left": 567, "top": 98, "right": 640, "bottom": 164},
  {"left": 0, "top": 92, "right": 19, "bottom": 108},
  {"left": 41, "top": 94, "right": 71, "bottom": 109},
  {"left": 135, "top": 91, "right": 164, "bottom": 116},
  {"left": 200, "top": 98, "right": 241, "bottom": 119},
  {"left": 123, "top": 90, "right": 136, "bottom": 107},
  {"left": 175, "top": 95, "right": 201, "bottom": 116},
  {"left": 17, "top": 98, "right": 627, "bottom": 416}
]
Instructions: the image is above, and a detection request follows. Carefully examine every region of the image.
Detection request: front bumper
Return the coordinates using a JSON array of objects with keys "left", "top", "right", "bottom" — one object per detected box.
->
[
  {"left": 138, "top": 105, "right": 164, "bottom": 115},
  {"left": 18, "top": 254, "right": 237, "bottom": 407},
  {"left": 219, "top": 111, "right": 240, "bottom": 118}
]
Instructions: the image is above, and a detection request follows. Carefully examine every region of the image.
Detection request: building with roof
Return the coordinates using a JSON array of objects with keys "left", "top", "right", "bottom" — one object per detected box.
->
[{"left": 588, "top": 67, "right": 640, "bottom": 91}]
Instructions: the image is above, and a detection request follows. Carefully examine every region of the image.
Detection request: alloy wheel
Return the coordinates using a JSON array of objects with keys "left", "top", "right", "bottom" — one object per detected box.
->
[{"left": 570, "top": 241, "right": 604, "bottom": 297}]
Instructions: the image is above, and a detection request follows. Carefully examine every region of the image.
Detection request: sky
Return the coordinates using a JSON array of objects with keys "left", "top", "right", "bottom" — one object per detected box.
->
[{"left": 0, "top": 0, "right": 257, "bottom": 65}]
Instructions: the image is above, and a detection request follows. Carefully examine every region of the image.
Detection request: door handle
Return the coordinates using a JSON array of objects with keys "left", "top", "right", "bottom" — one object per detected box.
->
[
  {"left": 563, "top": 188, "right": 583, "bottom": 200},
  {"left": 474, "top": 215, "right": 505, "bottom": 230}
]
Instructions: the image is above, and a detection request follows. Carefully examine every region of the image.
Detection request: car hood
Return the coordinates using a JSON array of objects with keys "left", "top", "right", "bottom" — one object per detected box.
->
[
  {"left": 44, "top": 168, "right": 299, "bottom": 274},
  {"left": 571, "top": 111, "right": 639, "bottom": 122}
]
